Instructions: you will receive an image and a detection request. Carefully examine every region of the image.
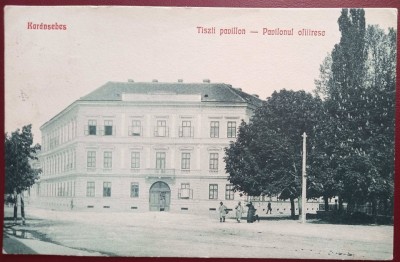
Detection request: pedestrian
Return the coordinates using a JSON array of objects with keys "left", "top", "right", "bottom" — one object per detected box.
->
[
  {"left": 218, "top": 201, "right": 228, "bottom": 222},
  {"left": 267, "top": 201, "right": 272, "bottom": 214},
  {"left": 246, "top": 201, "right": 256, "bottom": 223},
  {"left": 235, "top": 201, "right": 243, "bottom": 223}
]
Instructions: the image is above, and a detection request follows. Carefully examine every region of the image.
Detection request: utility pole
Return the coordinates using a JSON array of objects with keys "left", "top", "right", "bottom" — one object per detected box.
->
[{"left": 301, "top": 132, "right": 307, "bottom": 223}]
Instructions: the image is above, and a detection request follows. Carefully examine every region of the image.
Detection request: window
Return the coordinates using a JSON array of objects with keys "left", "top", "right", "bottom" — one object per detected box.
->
[
  {"left": 209, "top": 153, "right": 219, "bottom": 172},
  {"left": 86, "top": 182, "right": 95, "bottom": 197},
  {"left": 103, "top": 182, "right": 111, "bottom": 197},
  {"left": 181, "top": 183, "right": 190, "bottom": 189},
  {"left": 130, "top": 120, "right": 141, "bottom": 136},
  {"left": 225, "top": 184, "right": 234, "bottom": 200},
  {"left": 227, "top": 121, "right": 237, "bottom": 138},
  {"left": 104, "top": 151, "right": 112, "bottom": 169},
  {"left": 181, "top": 153, "right": 191, "bottom": 170},
  {"left": 155, "top": 120, "right": 168, "bottom": 137},
  {"left": 88, "top": 120, "right": 97, "bottom": 135},
  {"left": 179, "top": 183, "right": 191, "bottom": 199},
  {"left": 156, "top": 152, "right": 166, "bottom": 170},
  {"left": 210, "top": 121, "right": 219, "bottom": 138},
  {"left": 87, "top": 151, "right": 96, "bottom": 168},
  {"left": 179, "top": 121, "right": 193, "bottom": 137},
  {"left": 130, "top": 183, "right": 139, "bottom": 198},
  {"left": 209, "top": 184, "right": 218, "bottom": 199},
  {"left": 104, "top": 120, "right": 113, "bottom": 136},
  {"left": 131, "top": 152, "right": 140, "bottom": 169}
]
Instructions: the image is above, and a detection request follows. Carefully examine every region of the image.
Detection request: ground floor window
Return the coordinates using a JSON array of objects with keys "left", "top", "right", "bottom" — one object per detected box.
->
[
  {"left": 225, "top": 184, "right": 234, "bottom": 200},
  {"left": 87, "top": 182, "right": 95, "bottom": 197},
  {"left": 181, "top": 183, "right": 190, "bottom": 189},
  {"left": 209, "top": 184, "right": 218, "bottom": 199},
  {"left": 103, "top": 182, "right": 111, "bottom": 197},
  {"left": 130, "top": 183, "right": 139, "bottom": 198}
]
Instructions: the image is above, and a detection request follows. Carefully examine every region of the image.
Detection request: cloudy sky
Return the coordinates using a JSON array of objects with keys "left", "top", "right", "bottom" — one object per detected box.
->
[{"left": 4, "top": 6, "right": 397, "bottom": 143}]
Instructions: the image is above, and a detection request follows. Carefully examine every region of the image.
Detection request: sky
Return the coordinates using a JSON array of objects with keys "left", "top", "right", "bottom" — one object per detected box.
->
[{"left": 4, "top": 6, "right": 397, "bottom": 143}]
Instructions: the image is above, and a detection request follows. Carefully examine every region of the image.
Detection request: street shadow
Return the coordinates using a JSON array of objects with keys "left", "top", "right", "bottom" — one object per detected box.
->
[{"left": 259, "top": 216, "right": 299, "bottom": 221}]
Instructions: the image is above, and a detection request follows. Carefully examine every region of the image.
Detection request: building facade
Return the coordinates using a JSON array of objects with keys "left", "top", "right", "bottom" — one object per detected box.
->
[{"left": 32, "top": 80, "right": 263, "bottom": 213}]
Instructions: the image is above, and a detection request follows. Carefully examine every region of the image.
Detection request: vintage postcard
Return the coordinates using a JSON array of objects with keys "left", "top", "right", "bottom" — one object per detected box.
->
[{"left": 3, "top": 6, "right": 397, "bottom": 259}]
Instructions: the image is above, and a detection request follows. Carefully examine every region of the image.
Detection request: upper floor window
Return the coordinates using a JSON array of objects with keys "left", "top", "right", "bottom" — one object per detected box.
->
[
  {"left": 210, "top": 121, "right": 219, "bottom": 138},
  {"left": 129, "top": 120, "right": 142, "bottom": 136},
  {"left": 156, "top": 152, "right": 166, "bottom": 170},
  {"left": 104, "top": 151, "right": 112, "bottom": 169},
  {"left": 209, "top": 153, "right": 219, "bottom": 172},
  {"left": 181, "top": 153, "right": 191, "bottom": 170},
  {"left": 104, "top": 120, "right": 113, "bottom": 136},
  {"left": 131, "top": 152, "right": 140, "bottom": 169},
  {"left": 155, "top": 120, "right": 168, "bottom": 137},
  {"left": 87, "top": 151, "right": 96, "bottom": 168},
  {"left": 179, "top": 121, "right": 193, "bottom": 137},
  {"left": 227, "top": 121, "right": 237, "bottom": 138},
  {"left": 88, "top": 120, "right": 97, "bottom": 135}
]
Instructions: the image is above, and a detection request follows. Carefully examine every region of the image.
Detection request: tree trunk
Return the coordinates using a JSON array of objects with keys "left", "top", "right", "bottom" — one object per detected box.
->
[
  {"left": 298, "top": 197, "right": 302, "bottom": 215},
  {"left": 290, "top": 197, "right": 295, "bottom": 219},
  {"left": 371, "top": 199, "right": 378, "bottom": 224},
  {"left": 13, "top": 191, "right": 18, "bottom": 223},
  {"left": 21, "top": 194, "right": 25, "bottom": 225},
  {"left": 338, "top": 196, "right": 344, "bottom": 213},
  {"left": 324, "top": 195, "right": 329, "bottom": 211},
  {"left": 383, "top": 199, "right": 389, "bottom": 216},
  {"left": 347, "top": 199, "right": 354, "bottom": 214}
]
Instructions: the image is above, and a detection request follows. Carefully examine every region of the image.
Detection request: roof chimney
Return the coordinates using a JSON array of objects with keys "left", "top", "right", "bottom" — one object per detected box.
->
[
  {"left": 128, "top": 79, "right": 134, "bottom": 82},
  {"left": 252, "top": 94, "right": 259, "bottom": 98},
  {"left": 178, "top": 79, "right": 183, "bottom": 83},
  {"left": 152, "top": 79, "right": 158, "bottom": 83},
  {"left": 203, "top": 79, "right": 210, "bottom": 83}
]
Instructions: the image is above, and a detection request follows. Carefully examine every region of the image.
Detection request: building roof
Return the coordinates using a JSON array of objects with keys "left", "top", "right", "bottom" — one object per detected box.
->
[
  {"left": 41, "top": 81, "right": 263, "bottom": 130},
  {"left": 79, "top": 81, "right": 262, "bottom": 106}
]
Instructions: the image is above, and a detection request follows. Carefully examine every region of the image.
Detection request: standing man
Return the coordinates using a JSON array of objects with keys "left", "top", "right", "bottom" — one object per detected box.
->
[
  {"left": 218, "top": 202, "right": 228, "bottom": 222},
  {"left": 235, "top": 201, "right": 243, "bottom": 223},
  {"left": 267, "top": 201, "right": 272, "bottom": 214}
]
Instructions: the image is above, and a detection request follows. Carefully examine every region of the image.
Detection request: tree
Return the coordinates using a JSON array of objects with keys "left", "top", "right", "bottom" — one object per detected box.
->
[
  {"left": 5, "top": 124, "right": 41, "bottom": 222},
  {"left": 225, "top": 90, "right": 323, "bottom": 219},
  {"left": 314, "top": 8, "right": 396, "bottom": 217},
  {"left": 361, "top": 25, "right": 396, "bottom": 217}
]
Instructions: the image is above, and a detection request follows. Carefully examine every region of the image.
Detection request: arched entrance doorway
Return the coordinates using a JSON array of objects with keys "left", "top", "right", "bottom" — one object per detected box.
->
[{"left": 149, "top": 181, "right": 171, "bottom": 211}]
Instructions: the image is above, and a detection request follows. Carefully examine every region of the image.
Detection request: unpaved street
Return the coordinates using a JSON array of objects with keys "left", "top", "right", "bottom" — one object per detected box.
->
[{"left": 3, "top": 206, "right": 393, "bottom": 259}]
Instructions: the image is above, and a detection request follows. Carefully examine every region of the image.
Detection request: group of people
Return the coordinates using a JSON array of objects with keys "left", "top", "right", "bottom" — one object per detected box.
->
[{"left": 219, "top": 201, "right": 272, "bottom": 223}]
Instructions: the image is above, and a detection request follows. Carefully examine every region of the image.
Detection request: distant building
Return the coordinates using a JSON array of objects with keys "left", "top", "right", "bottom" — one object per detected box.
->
[{"left": 32, "top": 79, "right": 262, "bottom": 213}]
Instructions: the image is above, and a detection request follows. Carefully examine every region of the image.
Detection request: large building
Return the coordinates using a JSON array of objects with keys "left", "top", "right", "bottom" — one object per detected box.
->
[{"left": 32, "top": 79, "right": 263, "bottom": 213}]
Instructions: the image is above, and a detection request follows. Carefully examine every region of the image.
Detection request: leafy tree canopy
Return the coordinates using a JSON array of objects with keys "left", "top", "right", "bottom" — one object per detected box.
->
[
  {"left": 5, "top": 124, "right": 41, "bottom": 194},
  {"left": 225, "top": 90, "right": 323, "bottom": 200}
]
